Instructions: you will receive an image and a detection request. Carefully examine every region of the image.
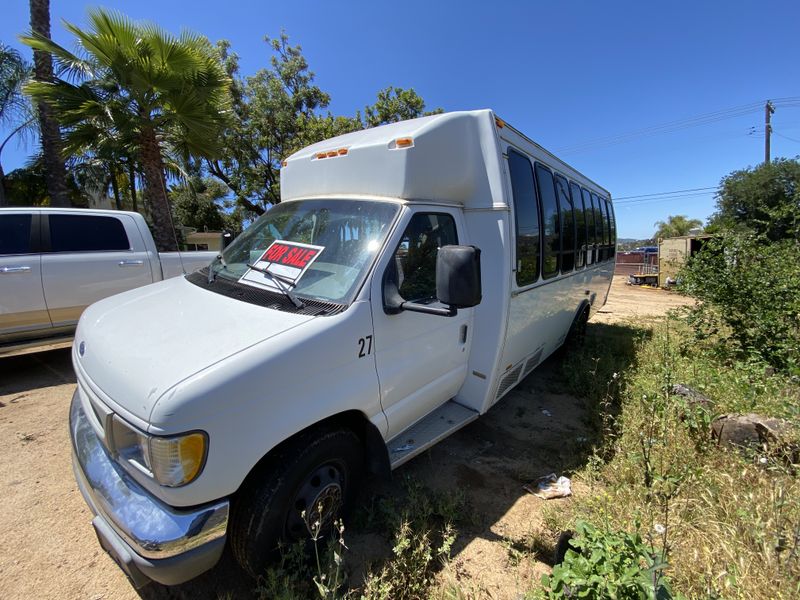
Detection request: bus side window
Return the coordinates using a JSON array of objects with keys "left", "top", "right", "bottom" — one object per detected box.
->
[
  {"left": 507, "top": 149, "right": 540, "bottom": 286},
  {"left": 581, "top": 188, "right": 594, "bottom": 265},
  {"left": 606, "top": 199, "right": 616, "bottom": 258},
  {"left": 571, "top": 182, "right": 585, "bottom": 269},
  {"left": 597, "top": 195, "right": 608, "bottom": 262},
  {"left": 555, "top": 174, "right": 575, "bottom": 273},
  {"left": 590, "top": 192, "right": 603, "bottom": 263},
  {"left": 534, "top": 163, "right": 561, "bottom": 279}
]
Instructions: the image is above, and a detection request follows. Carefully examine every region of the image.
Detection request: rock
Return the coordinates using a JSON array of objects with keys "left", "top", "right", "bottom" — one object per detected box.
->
[
  {"left": 711, "top": 413, "right": 794, "bottom": 451},
  {"left": 671, "top": 384, "right": 714, "bottom": 411}
]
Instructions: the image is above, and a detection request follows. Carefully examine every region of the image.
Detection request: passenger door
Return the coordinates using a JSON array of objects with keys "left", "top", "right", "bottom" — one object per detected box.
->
[
  {"left": 370, "top": 207, "right": 473, "bottom": 439},
  {"left": 41, "top": 213, "right": 154, "bottom": 328},
  {"left": 0, "top": 212, "right": 51, "bottom": 342}
]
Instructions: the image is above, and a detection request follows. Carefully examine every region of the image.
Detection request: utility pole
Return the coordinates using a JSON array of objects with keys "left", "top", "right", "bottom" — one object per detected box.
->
[{"left": 765, "top": 100, "right": 775, "bottom": 164}]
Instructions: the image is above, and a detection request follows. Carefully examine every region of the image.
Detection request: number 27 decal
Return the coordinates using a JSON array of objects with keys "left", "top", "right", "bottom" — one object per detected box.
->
[{"left": 358, "top": 335, "right": 373, "bottom": 358}]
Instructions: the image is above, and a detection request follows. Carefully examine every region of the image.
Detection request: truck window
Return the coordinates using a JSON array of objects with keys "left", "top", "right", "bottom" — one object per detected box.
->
[
  {"left": 555, "top": 174, "right": 575, "bottom": 273},
  {"left": 507, "top": 149, "right": 540, "bottom": 286},
  {"left": 534, "top": 163, "right": 560, "bottom": 279},
  {"left": 597, "top": 195, "right": 608, "bottom": 261},
  {"left": 0, "top": 214, "right": 32, "bottom": 255},
  {"left": 49, "top": 215, "right": 130, "bottom": 252},
  {"left": 571, "top": 182, "right": 585, "bottom": 268},
  {"left": 393, "top": 212, "right": 458, "bottom": 302}
]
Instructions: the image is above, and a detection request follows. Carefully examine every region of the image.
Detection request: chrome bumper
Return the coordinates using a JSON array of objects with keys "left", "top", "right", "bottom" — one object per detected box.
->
[{"left": 70, "top": 389, "right": 229, "bottom": 584}]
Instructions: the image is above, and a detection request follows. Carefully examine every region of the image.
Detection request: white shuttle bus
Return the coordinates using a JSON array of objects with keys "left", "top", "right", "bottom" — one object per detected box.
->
[{"left": 69, "top": 110, "right": 616, "bottom": 586}]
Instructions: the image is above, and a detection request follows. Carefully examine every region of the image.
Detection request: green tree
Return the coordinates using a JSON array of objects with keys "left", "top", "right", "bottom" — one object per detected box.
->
[
  {"left": 364, "top": 86, "right": 442, "bottom": 127},
  {"left": 0, "top": 43, "right": 35, "bottom": 206},
  {"left": 21, "top": 9, "right": 232, "bottom": 250},
  {"left": 208, "top": 35, "right": 442, "bottom": 215},
  {"left": 708, "top": 158, "right": 800, "bottom": 242},
  {"left": 653, "top": 215, "right": 703, "bottom": 239},
  {"left": 27, "top": 0, "right": 70, "bottom": 207},
  {"left": 171, "top": 176, "right": 242, "bottom": 234}
]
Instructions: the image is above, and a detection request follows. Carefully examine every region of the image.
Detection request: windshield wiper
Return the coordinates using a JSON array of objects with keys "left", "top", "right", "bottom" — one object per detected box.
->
[
  {"left": 207, "top": 254, "right": 229, "bottom": 284},
  {"left": 246, "top": 263, "right": 305, "bottom": 309}
]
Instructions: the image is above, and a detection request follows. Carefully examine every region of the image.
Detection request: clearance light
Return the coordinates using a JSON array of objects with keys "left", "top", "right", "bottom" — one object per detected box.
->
[
  {"left": 326, "top": 151, "right": 337, "bottom": 158},
  {"left": 495, "top": 117, "right": 505, "bottom": 129},
  {"left": 395, "top": 137, "right": 414, "bottom": 148},
  {"left": 314, "top": 148, "right": 349, "bottom": 161},
  {"left": 337, "top": 148, "right": 348, "bottom": 155},
  {"left": 315, "top": 152, "right": 327, "bottom": 159},
  {"left": 281, "top": 160, "right": 288, "bottom": 167}
]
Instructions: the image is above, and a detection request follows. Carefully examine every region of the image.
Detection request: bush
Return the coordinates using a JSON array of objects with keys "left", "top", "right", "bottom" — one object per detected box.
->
[
  {"left": 679, "top": 234, "right": 800, "bottom": 375},
  {"left": 535, "top": 520, "right": 677, "bottom": 600}
]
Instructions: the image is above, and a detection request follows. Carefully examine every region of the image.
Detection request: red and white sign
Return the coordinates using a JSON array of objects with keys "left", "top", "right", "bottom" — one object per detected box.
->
[{"left": 240, "top": 240, "right": 324, "bottom": 289}]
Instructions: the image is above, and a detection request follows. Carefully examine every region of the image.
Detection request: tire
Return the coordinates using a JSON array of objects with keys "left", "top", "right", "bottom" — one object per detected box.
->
[
  {"left": 559, "top": 305, "right": 589, "bottom": 356},
  {"left": 228, "top": 427, "right": 363, "bottom": 578}
]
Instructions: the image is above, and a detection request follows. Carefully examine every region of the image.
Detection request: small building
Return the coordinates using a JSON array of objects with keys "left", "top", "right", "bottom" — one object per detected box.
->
[
  {"left": 658, "top": 235, "right": 712, "bottom": 287},
  {"left": 185, "top": 230, "right": 224, "bottom": 252}
]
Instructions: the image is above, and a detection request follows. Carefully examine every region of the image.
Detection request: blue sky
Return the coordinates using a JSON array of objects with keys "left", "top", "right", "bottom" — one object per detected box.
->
[{"left": 3, "top": 0, "right": 799, "bottom": 238}]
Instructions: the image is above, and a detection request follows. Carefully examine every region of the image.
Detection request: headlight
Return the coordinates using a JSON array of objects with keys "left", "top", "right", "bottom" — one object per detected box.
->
[{"left": 111, "top": 416, "right": 207, "bottom": 487}]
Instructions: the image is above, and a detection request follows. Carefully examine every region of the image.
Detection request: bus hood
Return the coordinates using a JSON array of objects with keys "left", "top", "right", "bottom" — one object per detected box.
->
[{"left": 73, "top": 276, "right": 315, "bottom": 425}]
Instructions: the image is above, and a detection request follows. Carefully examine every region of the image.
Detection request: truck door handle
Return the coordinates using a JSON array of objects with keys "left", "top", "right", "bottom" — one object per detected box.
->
[
  {"left": 118, "top": 260, "right": 144, "bottom": 267},
  {"left": 0, "top": 265, "right": 31, "bottom": 274}
]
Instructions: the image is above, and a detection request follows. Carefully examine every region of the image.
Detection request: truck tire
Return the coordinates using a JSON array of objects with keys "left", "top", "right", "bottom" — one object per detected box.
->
[{"left": 228, "top": 427, "right": 363, "bottom": 578}]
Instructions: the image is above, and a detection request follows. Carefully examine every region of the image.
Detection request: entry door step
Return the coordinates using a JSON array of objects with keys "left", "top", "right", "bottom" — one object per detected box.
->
[{"left": 388, "top": 400, "right": 479, "bottom": 469}]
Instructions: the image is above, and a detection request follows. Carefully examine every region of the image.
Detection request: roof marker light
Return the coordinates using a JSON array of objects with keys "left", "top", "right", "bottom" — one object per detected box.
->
[
  {"left": 315, "top": 152, "right": 327, "bottom": 159},
  {"left": 337, "top": 148, "right": 348, "bottom": 155},
  {"left": 281, "top": 160, "right": 288, "bottom": 167},
  {"left": 326, "top": 151, "right": 338, "bottom": 158},
  {"left": 495, "top": 117, "right": 505, "bottom": 128},
  {"left": 395, "top": 137, "right": 414, "bottom": 148}
]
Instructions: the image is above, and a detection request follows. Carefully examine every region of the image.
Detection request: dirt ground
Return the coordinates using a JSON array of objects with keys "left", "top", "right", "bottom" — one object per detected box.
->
[{"left": 0, "top": 277, "right": 693, "bottom": 599}]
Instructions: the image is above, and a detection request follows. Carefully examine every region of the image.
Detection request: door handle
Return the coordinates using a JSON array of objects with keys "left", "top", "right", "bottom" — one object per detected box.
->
[
  {"left": 118, "top": 260, "right": 144, "bottom": 267},
  {"left": 0, "top": 266, "right": 31, "bottom": 274}
]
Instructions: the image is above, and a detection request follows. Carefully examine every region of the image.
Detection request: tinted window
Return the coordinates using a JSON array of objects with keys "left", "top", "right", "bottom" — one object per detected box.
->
[
  {"left": 571, "top": 182, "right": 586, "bottom": 268},
  {"left": 590, "top": 192, "right": 604, "bottom": 263},
  {"left": 508, "top": 150, "right": 540, "bottom": 286},
  {"left": 606, "top": 199, "right": 616, "bottom": 258},
  {"left": 535, "top": 163, "right": 560, "bottom": 279},
  {"left": 393, "top": 212, "right": 458, "bottom": 302},
  {"left": 49, "top": 215, "right": 130, "bottom": 252},
  {"left": 555, "top": 174, "right": 575, "bottom": 273},
  {"left": 597, "top": 196, "right": 608, "bottom": 260},
  {"left": 581, "top": 188, "right": 595, "bottom": 264},
  {"left": 0, "top": 214, "right": 32, "bottom": 255}
]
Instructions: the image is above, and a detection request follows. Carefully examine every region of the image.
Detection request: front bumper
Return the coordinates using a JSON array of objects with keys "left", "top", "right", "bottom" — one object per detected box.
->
[{"left": 69, "top": 389, "right": 229, "bottom": 587}]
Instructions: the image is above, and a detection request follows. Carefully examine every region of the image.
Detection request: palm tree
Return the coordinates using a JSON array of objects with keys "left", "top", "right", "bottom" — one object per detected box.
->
[
  {"left": 0, "top": 44, "right": 35, "bottom": 206},
  {"left": 21, "top": 9, "right": 231, "bottom": 251},
  {"left": 28, "top": 0, "right": 70, "bottom": 207},
  {"left": 654, "top": 215, "right": 703, "bottom": 239}
]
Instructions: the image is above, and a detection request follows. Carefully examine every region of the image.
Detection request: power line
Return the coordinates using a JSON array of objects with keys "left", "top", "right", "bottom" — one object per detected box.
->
[
  {"left": 774, "top": 131, "right": 800, "bottom": 144},
  {"left": 554, "top": 96, "right": 800, "bottom": 155},
  {"left": 614, "top": 186, "right": 717, "bottom": 201}
]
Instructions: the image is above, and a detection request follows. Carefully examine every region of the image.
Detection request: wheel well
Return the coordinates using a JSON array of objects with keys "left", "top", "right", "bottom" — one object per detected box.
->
[{"left": 238, "top": 410, "right": 390, "bottom": 495}]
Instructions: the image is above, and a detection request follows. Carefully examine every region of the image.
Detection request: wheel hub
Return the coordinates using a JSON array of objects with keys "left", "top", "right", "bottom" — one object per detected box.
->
[{"left": 286, "top": 463, "right": 344, "bottom": 538}]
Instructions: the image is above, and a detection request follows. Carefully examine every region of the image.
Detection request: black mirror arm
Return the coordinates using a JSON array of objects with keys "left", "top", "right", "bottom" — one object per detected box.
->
[{"left": 383, "top": 270, "right": 457, "bottom": 317}]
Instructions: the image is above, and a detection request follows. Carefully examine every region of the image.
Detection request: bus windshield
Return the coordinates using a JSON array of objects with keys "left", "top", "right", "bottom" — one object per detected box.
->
[{"left": 208, "top": 199, "right": 399, "bottom": 304}]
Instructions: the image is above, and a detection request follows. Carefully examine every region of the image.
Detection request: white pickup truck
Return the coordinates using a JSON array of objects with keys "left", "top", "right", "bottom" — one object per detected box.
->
[
  {"left": 69, "top": 110, "right": 615, "bottom": 588},
  {"left": 0, "top": 207, "right": 216, "bottom": 355}
]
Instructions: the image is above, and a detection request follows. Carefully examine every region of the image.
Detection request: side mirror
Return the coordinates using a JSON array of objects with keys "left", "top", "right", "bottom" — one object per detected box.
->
[
  {"left": 220, "top": 231, "right": 233, "bottom": 250},
  {"left": 436, "top": 245, "right": 482, "bottom": 308},
  {"left": 383, "top": 244, "right": 481, "bottom": 317}
]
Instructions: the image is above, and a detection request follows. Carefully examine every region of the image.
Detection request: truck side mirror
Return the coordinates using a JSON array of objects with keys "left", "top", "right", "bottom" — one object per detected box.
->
[
  {"left": 382, "top": 244, "right": 481, "bottom": 317},
  {"left": 436, "top": 245, "right": 482, "bottom": 308}
]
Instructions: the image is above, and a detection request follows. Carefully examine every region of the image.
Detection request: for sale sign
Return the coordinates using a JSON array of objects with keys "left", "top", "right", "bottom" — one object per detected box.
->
[{"left": 240, "top": 240, "right": 324, "bottom": 289}]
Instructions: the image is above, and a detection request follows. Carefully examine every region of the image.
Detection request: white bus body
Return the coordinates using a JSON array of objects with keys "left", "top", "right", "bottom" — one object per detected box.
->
[{"left": 69, "top": 110, "right": 615, "bottom": 586}]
